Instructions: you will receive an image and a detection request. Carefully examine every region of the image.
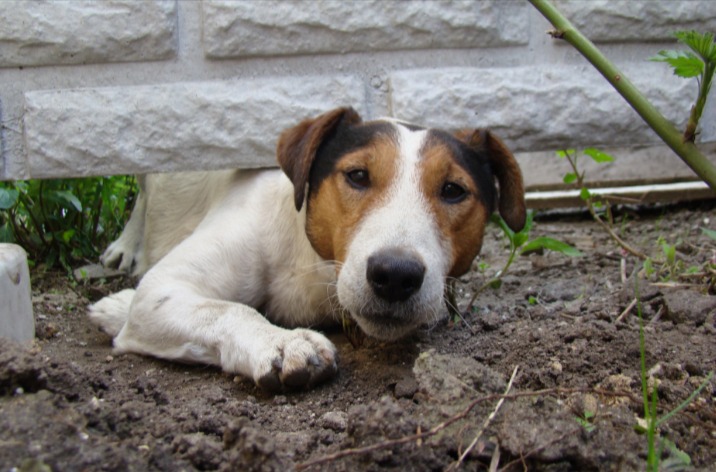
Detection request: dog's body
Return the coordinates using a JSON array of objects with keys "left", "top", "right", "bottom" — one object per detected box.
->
[{"left": 89, "top": 108, "right": 525, "bottom": 391}]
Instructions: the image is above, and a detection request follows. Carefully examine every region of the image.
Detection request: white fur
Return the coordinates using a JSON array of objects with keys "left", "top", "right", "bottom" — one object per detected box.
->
[
  {"left": 336, "top": 125, "right": 449, "bottom": 339},
  {"left": 89, "top": 121, "right": 454, "bottom": 390}
]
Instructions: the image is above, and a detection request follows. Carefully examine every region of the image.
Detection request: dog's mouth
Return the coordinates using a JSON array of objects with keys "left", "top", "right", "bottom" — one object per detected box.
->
[{"left": 349, "top": 309, "right": 421, "bottom": 341}]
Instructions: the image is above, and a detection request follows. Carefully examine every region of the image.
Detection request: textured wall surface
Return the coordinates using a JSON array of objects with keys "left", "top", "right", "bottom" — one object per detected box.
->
[{"left": 0, "top": 0, "right": 714, "bottom": 180}]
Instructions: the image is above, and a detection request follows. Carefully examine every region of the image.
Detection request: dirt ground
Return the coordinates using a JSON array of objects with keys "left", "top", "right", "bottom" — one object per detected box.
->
[{"left": 1, "top": 202, "right": 715, "bottom": 471}]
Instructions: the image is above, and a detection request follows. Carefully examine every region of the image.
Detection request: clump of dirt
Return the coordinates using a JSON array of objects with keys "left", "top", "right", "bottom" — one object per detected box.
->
[{"left": 1, "top": 202, "right": 715, "bottom": 471}]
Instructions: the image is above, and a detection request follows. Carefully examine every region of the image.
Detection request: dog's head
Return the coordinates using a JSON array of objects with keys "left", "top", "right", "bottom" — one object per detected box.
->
[{"left": 277, "top": 107, "right": 525, "bottom": 340}]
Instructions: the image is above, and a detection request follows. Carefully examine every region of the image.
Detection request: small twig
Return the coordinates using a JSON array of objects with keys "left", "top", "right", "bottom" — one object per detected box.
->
[
  {"left": 497, "top": 427, "right": 581, "bottom": 471},
  {"left": 650, "top": 282, "right": 701, "bottom": 289},
  {"left": 295, "top": 387, "right": 638, "bottom": 470},
  {"left": 451, "top": 366, "right": 520, "bottom": 470},
  {"left": 615, "top": 298, "right": 638, "bottom": 323},
  {"left": 488, "top": 443, "right": 501, "bottom": 472},
  {"left": 620, "top": 258, "right": 627, "bottom": 284},
  {"left": 647, "top": 306, "right": 663, "bottom": 326}
]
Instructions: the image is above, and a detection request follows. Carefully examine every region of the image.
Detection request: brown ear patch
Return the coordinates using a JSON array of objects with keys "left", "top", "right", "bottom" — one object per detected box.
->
[
  {"left": 305, "top": 133, "right": 399, "bottom": 264},
  {"left": 462, "top": 129, "right": 526, "bottom": 232},
  {"left": 418, "top": 140, "right": 491, "bottom": 277},
  {"left": 276, "top": 107, "right": 362, "bottom": 211}
]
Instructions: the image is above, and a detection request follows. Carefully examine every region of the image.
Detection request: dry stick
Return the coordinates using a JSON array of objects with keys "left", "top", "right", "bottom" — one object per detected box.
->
[
  {"left": 497, "top": 427, "right": 581, "bottom": 472},
  {"left": 488, "top": 444, "right": 501, "bottom": 472},
  {"left": 294, "top": 387, "right": 638, "bottom": 471},
  {"left": 450, "top": 365, "right": 520, "bottom": 470},
  {"left": 616, "top": 298, "right": 638, "bottom": 323},
  {"left": 620, "top": 258, "right": 628, "bottom": 284}
]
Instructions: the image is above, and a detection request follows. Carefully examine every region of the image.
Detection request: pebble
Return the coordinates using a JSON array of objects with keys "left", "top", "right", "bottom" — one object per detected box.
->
[
  {"left": 319, "top": 411, "right": 348, "bottom": 432},
  {"left": 394, "top": 377, "right": 419, "bottom": 399}
]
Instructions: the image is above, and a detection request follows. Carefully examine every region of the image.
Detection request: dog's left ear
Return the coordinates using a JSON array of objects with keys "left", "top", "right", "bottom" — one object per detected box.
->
[
  {"left": 460, "top": 129, "right": 526, "bottom": 232},
  {"left": 277, "top": 107, "right": 362, "bottom": 211}
]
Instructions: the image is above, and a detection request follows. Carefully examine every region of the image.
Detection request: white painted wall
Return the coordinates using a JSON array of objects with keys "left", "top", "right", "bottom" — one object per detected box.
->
[{"left": 1, "top": 0, "right": 715, "bottom": 181}]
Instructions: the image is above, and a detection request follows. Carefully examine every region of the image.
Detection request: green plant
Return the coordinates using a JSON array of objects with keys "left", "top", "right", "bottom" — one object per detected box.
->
[
  {"left": 634, "top": 282, "right": 714, "bottom": 471},
  {"left": 651, "top": 31, "right": 716, "bottom": 142},
  {"left": 465, "top": 211, "right": 582, "bottom": 311},
  {"left": 0, "top": 176, "right": 137, "bottom": 271},
  {"left": 529, "top": 0, "right": 716, "bottom": 190},
  {"left": 557, "top": 148, "right": 647, "bottom": 260},
  {"left": 574, "top": 410, "right": 596, "bottom": 433}
]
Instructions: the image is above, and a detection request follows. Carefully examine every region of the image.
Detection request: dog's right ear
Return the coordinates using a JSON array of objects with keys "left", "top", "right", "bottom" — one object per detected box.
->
[{"left": 277, "top": 107, "right": 362, "bottom": 211}]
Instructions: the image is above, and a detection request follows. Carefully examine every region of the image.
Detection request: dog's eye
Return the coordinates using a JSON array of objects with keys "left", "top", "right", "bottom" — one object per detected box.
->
[
  {"left": 345, "top": 169, "right": 370, "bottom": 189},
  {"left": 440, "top": 182, "right": 467, "bottom": 203}
]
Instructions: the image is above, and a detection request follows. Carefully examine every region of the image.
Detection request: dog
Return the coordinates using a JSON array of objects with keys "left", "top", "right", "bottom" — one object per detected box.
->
[{"left": 89, "top": 107, "right": 526, "bottom": 392}]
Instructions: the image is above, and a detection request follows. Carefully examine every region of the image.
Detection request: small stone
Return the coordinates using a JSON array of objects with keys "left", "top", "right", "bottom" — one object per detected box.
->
[
  {"left": 394, "top": 377, "right": 418, "bottom": 399},
  {"left": 319, "top": 411, "right": 348, "bottom": 432}
]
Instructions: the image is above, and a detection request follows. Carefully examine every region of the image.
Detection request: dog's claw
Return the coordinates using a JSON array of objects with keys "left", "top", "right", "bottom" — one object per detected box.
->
[
  {"left": 257, "top": 371, "right": 283, "bottom": 393},
  {"left": 252, "top": 329, "right": 338, "bottom": 392}
]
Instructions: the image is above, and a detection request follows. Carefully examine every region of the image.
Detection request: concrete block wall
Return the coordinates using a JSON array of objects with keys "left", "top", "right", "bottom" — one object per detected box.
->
[{"left": 1, "top": 0, "right": 715, "bottom": 181}]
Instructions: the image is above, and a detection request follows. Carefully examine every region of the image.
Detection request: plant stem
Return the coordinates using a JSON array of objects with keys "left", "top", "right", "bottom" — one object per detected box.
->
[
  {"left": 466, "top": 243, "right": 518, "bottom": 309},
  {"left": 685, "top": 60, "right": 715, "bottom": 142},
  {"left": 529, "top": 0, "right": 716, "bottom": 190},
  {"left": 564, "top": 151, "right": 648, "bottom": 260}
]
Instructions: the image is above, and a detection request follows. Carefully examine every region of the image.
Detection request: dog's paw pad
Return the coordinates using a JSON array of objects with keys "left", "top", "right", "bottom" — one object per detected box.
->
[{"left": 254, "top": 330, "right": 338, "bottom": 392}]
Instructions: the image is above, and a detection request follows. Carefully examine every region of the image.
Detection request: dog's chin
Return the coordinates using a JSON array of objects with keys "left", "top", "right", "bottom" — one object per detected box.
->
[
  {"left": 352, "top": 314, "right": 418, "bottom": 341},
  {"left": 351, "top": 312, "right": 424, "bottom": 341}
]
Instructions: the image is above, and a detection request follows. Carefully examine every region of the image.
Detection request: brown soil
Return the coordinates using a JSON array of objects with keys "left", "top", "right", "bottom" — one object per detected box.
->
[{"left": 1, "top": 203, "right": 715, "bottom": 471}]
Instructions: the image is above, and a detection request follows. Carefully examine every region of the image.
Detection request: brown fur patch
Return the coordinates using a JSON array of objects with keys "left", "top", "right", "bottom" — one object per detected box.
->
[
  {"left": 419, "top": 141, "right": 491, "bottom": 277},
  {"left": 305, "top": 134, "right": 399, "bottom": 264}
]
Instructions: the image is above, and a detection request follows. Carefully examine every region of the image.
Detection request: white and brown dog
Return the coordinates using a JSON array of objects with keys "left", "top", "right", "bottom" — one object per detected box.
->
[{"left": 89, "top": 107, "right": 525, "bottom": 391}]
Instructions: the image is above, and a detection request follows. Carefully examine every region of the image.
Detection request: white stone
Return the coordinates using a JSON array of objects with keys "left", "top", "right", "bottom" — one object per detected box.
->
[
  {"left": 389, "top": 64, "right": 709, "bottom": 152},
  {"left": 202, "top": 0, "right": 528, "bottom": 58},
  {"left": 0, "top": 244, "right": 33, "bottom": 343},
  {"left": 553, "top": 0, "right": 716, "bottom": 43},
  {"left": 23, "top": 76, "right": 366, "bottom": 178},
  {"left": 0, "top": 0, "right": 177, "bottom": 67}
]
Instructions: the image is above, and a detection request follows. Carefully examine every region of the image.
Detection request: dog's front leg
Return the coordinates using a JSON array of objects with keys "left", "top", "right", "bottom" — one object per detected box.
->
[{"left": 113, "top": 287, "right": 338, "bottom": 392}]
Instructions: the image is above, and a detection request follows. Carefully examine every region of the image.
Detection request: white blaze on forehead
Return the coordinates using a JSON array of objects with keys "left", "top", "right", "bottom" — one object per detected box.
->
[
  {"left": 350, "top": 121, "right": 451, "bottom": 265},
  {"left": 335, "top": 120, "right": 452, "bottom": 337}
]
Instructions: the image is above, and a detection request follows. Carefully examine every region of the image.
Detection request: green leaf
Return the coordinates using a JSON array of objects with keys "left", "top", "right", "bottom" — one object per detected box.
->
[
  {"left": 650, "top": 50, "right": 704, "bottom": 78},
  {"left": 61, "top": 229, "right": 75, "bottom": 244},
  {"left": 0, "top": 188, "right": 19, "bottom": 210},
  {"left": 513, "top": 232, "right": 529, "bottom": 248},
  {"left": 675, "top": 30, "right": 716, "bottom": 63},
  {"left": 0, "top": 222, "right": 14, "bottom": 243},
  {"left": 580, "top": 187, "right": 591, "bottom": 201},
  {"left": 556, "top": 149, "right": 575, "bottom": 159},
  {"left": 53, "top": 190, "right": 83, "bottom": 212},
  {"left": 563, "top": 172, "right": 577, "bottom": 184},
  {"left": 583, "top": 148, "right": 614, "bottom": 163},
  {"left": 521, "top": 237, "right": 583, "bottom": 257},
  {"left": 701, "top": 227, "right": 716, "bottom": 241}
]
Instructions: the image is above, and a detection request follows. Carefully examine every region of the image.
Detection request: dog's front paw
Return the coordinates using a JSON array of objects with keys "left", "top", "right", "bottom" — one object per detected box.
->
[
  {"left": 253, "top": 329, "right": 338, "bottom": 392},
  {"left": 100, "top": 239, "right": 137, "bottom": 273}
]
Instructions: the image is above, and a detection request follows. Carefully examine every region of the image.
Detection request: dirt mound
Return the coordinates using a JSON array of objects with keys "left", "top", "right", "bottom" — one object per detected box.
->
[{"left": 1, "top": 204, "right": 715, "bottom": 470}]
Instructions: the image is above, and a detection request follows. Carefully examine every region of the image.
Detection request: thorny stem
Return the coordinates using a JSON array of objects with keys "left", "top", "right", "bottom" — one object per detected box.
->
[
  {"left": 529, "top": 0, "right": 716, "bottom": 191},
  {"left": 563, "top": 151, "right": 648, "bottom": 260}
]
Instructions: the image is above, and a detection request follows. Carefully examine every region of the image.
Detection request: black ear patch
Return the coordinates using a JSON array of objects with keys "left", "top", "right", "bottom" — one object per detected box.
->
[
  {"left": 425, "top": 130, "right": 497, "bottom": 214},
  {"left": 308, "top": 121, "right": 398, "bottom": 200},
  {"left": 276, "top": 107, "right": 362, "bottom": 211}
]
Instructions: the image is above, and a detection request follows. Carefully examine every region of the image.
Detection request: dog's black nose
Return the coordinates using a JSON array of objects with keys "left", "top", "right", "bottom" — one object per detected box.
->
[{"left": 367, "top": 248, "right": 426, "bottom": 303}]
